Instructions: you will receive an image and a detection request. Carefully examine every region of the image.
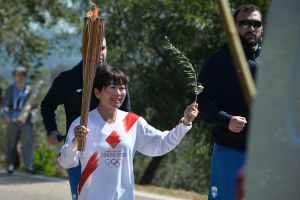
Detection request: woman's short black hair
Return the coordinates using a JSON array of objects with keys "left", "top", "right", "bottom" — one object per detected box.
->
[{"left": 93, "top": 63, "right": 128, "bottom": 91}]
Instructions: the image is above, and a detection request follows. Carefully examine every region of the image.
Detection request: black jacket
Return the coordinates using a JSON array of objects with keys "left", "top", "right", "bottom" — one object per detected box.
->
[
  {"left": 197, "top": 44, "right": 260, "bottom": 150},
  {"left": 40, "top": 61, "right": 131, "bottom": 135}
]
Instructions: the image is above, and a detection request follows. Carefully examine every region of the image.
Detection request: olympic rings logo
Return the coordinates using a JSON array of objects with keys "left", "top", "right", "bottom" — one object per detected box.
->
[{"left": 105, "top": 158, "right": 122, "bottom": 168}]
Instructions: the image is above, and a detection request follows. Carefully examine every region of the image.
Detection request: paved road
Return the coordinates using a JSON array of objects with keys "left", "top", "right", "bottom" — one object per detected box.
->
[{"left": 0, "top": 171, "right": 187, "bottom": 200}]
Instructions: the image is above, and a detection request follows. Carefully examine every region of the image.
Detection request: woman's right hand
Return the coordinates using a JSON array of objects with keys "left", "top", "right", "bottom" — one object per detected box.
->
[
  {"left": 72, "top": 125, "right": 89, "bottom": 145},
  {"left": 183, "top": 102, "right": 199, "bottom": 125}
]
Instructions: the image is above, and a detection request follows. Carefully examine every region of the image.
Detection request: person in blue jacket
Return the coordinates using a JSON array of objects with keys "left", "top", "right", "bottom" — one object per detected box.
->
[
  {"left": 197, "top": 4, "right": 263, "bottom": 200},
  {"left": 2, "top": 67, "right": 35, "bottom": 174},
  {"left": 40, "top": 38, "right": 131, "bottom": 200}
]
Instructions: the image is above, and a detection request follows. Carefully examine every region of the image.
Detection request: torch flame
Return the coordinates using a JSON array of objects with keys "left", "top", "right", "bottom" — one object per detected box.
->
[{"left": 86, "top": 1, "right": 99, "bottom": 20}]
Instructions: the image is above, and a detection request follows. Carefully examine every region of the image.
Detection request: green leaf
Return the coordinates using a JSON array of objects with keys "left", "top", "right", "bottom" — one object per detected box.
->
[{"left": 163, "top": 36, "right": 204, "bottom": 99}]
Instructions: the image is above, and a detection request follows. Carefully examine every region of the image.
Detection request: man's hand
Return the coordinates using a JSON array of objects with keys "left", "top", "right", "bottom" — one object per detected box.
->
[
  {"left": 47, "top": 130, "right": 64, "bottom": 145},
  {"left": 183, "top": 102, "right": 199, "bottom": 125},
  {"left": 48, "top": 134, "right": 59, "bottom": 145},
  {"left": 228, "top": 116, "right": 247, "bottom": 133}
]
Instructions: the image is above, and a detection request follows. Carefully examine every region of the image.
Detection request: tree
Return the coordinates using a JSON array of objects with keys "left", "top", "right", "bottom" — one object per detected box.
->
[{"left": 0, "top": 0, "right": 80, "bottom": 71}]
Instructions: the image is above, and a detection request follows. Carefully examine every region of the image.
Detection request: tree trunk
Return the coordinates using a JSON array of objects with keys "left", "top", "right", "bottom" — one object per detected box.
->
[{"left": 139, "top": 155, "right": 165, "bottom": 185}]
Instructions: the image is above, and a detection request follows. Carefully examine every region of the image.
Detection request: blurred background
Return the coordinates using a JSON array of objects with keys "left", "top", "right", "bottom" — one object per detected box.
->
[{"left": 0, "top": 0, "right": 269, "bottom": 195}]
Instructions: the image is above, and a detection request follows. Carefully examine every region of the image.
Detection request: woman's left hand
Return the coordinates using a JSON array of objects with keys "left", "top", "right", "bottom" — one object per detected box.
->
[{"left": 183, "top": 102, "right": 199, "bottom": 125}]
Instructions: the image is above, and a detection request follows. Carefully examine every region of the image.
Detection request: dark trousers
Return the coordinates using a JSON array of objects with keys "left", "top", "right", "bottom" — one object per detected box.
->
[{"left": 6, "top": 121, "right": 33, "bottom": 169}]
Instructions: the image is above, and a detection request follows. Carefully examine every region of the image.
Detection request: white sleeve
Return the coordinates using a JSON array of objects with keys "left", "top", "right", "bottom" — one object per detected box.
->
[
  {"left": 135, "top": 117, "right": 192, "bottom": 156},
  {"left": 57, "top": 119, "right": 80, "bottom": 169}
]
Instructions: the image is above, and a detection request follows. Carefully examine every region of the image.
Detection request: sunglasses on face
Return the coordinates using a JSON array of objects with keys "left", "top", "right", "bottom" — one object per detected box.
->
[{"left": 238, "top": 20, "right": 262, "bottom": 29}]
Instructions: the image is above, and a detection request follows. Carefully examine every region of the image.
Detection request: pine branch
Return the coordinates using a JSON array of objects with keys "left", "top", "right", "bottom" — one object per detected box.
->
[{"left": 163, "top": 36, "right": 203, "bottom": 101}]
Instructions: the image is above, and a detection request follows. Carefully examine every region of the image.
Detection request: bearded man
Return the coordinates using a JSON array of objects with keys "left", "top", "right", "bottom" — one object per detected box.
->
[{"left": 196, "top": 4, "right": 263, "bottom": 200}]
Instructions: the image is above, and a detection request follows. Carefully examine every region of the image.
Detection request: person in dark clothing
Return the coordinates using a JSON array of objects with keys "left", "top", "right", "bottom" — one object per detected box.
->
[
  {"left": 40, "top": 38, "right": 131, "bottom": 200},
  {"left": 0, "top": 86, "right": 2, "bottom": 103},
  {"left": 0, "top": 76, "right": 21, "bottom": 171},
  {"left": 1, "top": 67, "right": 35, "bottom": 174},
  {"left": 197, "top": 4, "right": 263, "bottom": 200},
  {"left": 0, "top": 76, "right": 6, "bottom": 103}
]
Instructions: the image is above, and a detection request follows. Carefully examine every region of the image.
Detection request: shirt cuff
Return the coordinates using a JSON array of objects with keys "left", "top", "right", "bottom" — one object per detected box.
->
[
  {"left": 179, "top": 117, "right": 193, "bottom": 127},
  {"left": 67, "top": 140, "right": 78, "bottom": 152},
  {"left": 217, "top": 111, "right": 232, "bottom": 128}
]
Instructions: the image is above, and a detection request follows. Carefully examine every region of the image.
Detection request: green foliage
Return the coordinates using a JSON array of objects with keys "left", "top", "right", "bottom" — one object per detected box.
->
[
  {"left": 102, "top": 1, "right": 222, "bottom": 131},
  {"left": 163, "top": 36, "right": 204, "bottom": 101},
  {"left": 33, "top": 141, "right": 58, "bottom": 176},
  {"left": 0, "top": 0, "right": 80, "bottom": 70}
]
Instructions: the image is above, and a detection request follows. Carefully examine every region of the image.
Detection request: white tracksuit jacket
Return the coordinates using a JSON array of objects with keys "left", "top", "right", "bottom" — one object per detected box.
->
[{"left": 58, "top": 109, "right": 191, "bottom": 200}]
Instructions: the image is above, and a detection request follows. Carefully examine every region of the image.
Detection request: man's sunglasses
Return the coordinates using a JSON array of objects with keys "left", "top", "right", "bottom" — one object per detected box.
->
[{"left": 238, "top": 20, "right": 262, "bottom": 29}]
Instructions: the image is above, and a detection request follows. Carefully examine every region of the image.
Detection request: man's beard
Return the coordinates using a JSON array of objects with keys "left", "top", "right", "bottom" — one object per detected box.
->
[{"left": 240, "top": 33, "right": 261, "bottom": 50}]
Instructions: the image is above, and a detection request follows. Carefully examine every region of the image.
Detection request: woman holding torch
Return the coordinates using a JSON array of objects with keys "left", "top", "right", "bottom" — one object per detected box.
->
[{"left": 58, "top": 64, "right": 198, "bottom": 200}]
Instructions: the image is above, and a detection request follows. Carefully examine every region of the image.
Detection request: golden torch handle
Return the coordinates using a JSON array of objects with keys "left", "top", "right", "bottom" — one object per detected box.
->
[{"left": 78, "top": 17, "right": 105, "bottom": 152}]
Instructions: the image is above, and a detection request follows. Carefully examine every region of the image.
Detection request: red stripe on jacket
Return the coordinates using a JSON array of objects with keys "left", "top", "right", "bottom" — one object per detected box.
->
[
  {"left": 78, "top": 152, "right": 100, "bottom": 194},
  {"left": 123, "top": 112, "right": 140, "bottom": 133}
]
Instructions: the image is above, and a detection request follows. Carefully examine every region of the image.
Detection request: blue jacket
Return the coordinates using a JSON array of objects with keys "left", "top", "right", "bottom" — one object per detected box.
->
[
  {"left": 197, "top": 44, "right": 260, "bottom": 150},
  {"left": 1, "top": 83, "right": 32, "bottom": 122}
]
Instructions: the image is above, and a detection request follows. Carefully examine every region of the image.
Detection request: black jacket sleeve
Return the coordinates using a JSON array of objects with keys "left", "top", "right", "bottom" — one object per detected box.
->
[
  {"left": 119, "top": 85, "right": 131, "bottom": 112},
  {"left": 40, "top": 74, "right": 65, "bottom": 134},
  {"left": 196, "top": 53, "right": 232, "bottom": 129}
]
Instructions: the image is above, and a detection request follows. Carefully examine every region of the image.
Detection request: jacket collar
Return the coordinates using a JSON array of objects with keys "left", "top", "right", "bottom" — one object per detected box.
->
[
  {"left": 73, "top": 60, "right": 83, "bottom": 73},
  {"left": 223, "top": 42, "right": 261, "bottom": 59}
]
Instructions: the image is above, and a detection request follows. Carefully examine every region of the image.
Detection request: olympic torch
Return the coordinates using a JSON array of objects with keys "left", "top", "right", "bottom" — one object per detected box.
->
[{"left": 78, "top": 2, "right": 105, "bottom": 152}]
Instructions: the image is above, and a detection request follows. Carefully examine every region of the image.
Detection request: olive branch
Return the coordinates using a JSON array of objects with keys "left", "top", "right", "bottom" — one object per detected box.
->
[{"left": 163, "top": 36, "right": 204, "bottom": 101}]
